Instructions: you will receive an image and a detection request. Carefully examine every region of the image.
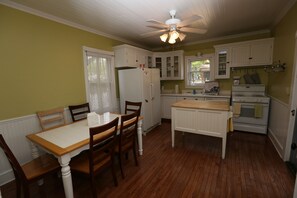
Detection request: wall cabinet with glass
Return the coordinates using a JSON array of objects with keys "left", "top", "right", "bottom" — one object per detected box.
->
[
  {"left": 153, "top": 50, "right": 184, "bottom": 80},
  {"left": 214, "top": 46, "right": 231, "bottom": 79}
]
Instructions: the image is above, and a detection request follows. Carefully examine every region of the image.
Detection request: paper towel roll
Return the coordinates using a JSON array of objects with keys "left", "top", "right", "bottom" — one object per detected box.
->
[{"left": 175, "top": 85, "right": 179, "bottom": 94}]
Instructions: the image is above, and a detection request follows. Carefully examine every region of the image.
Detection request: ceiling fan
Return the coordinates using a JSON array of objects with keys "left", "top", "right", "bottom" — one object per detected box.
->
[{"left": 141, "top": 10, "right": 207, "bottom": 44}]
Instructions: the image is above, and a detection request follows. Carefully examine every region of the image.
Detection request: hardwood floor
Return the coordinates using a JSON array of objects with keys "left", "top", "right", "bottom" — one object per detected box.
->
[{"left": 1, "top": 121, "right": 295, "bottom": 198}]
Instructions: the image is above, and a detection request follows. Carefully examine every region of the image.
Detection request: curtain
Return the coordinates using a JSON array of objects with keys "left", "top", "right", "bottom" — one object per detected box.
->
[{"left": 85, "top": 51, "right": 116, "bottom": 114}]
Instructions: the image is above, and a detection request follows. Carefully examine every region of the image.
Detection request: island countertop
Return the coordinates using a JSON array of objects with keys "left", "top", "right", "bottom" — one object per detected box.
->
[{"left": 172, "top": 100, "right": 230, "bottom": 111}]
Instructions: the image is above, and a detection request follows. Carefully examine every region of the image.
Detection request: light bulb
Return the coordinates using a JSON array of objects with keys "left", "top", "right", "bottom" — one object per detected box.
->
[
  {"left": 170, "top": 30, "right": 179, "bottom": 40},
  {"left": 168, "top": 38, "right": 176, "bottom": 44},
  {"left": 160, "top": 33, "right": 168, "bottom": 42}
]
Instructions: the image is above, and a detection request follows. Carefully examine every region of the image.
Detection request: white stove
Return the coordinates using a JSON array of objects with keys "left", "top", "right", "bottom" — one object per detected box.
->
[{"left": 232, "top": 84, "right": 270, "bottom": 134}]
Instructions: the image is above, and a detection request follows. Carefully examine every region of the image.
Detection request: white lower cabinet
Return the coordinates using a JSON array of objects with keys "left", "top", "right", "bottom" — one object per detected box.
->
[{"left": 161, "top": 96, "right": 177, "bottom": 119}]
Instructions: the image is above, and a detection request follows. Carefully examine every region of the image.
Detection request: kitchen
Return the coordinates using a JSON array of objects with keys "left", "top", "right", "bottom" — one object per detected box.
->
[{"left": 1, "top": 0, "right": 297, "bottom": 197}]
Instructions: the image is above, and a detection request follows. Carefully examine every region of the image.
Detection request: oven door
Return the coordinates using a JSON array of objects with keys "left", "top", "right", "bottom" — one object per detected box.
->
[{"left": 232, "top": 102, "right": 269, "bottom": 125}]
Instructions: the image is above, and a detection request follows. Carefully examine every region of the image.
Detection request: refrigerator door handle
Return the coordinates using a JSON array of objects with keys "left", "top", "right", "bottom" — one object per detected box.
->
[{"left": 151, "top": 83, "right": 155, "bottom": 100}]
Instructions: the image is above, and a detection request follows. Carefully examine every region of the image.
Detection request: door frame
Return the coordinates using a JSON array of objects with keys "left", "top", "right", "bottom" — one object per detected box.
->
[{"left": 285, "top": 31, "right": 297, "bottom": 161}]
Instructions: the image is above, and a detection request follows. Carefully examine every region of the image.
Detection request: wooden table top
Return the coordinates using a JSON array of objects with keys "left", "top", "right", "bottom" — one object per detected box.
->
[{"left": 172, "top": 100, "right": 230, "bottom": 111}]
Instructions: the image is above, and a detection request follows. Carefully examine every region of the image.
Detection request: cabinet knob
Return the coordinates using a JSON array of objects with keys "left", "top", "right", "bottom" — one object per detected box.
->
[{"left": 249, "top": 57, "right": 252, "bottom": 60}]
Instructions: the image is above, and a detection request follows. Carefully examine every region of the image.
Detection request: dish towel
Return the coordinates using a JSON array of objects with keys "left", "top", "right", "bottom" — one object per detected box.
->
[
  {"left": 233, "top": 103, "right": 241, "bottom": 118},
  {"left": 254, "top": 104, "right": 263, "bottom": 118}
]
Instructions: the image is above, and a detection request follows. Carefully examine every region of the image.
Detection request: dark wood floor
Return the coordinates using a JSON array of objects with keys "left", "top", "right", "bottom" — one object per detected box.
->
[{"left": 1, "top": 121, "right": 295, "bottom": 198}]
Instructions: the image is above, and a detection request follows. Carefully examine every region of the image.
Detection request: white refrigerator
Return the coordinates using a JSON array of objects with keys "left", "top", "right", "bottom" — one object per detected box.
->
[{"left": 118, "top": 68, "right": 161, "bottom": 132}]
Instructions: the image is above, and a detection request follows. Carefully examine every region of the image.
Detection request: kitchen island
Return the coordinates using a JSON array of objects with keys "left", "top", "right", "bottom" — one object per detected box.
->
[{"left": 171, "top": 100, "right": 232, "bottom": 159}]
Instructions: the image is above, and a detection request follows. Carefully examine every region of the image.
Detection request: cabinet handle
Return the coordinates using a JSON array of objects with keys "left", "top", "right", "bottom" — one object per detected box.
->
[
  {"left": 249, "top": 57, "right": 252, "bottom": 59},
  {"left": 226, "top": 62, "right": 230, "bottom": 64}
]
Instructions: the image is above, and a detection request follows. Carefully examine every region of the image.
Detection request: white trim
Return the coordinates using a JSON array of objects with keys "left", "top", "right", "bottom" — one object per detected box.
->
[
  {"left": 184, "top": 54, "right": 215, "bottom": 89},
  {"left": 82, "top": 46, "right": 117, "bottom": 113},
  {"left": 284, "top": 32, "right": 297, "bottom": 161},
  {"left": 0, "top": 0, "right": 146, "bottom": 49}
]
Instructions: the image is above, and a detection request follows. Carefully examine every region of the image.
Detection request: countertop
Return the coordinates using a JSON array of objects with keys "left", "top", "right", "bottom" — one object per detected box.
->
[
  {"left": 161, "top": 93, "right": 231, "bottom": 98},
  {"left": 172, "top": 100, "right": 230, "bottom": 111}
]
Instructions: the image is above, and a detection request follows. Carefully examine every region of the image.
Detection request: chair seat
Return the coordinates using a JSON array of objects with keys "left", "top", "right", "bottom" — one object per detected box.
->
[
  {"left": 22, "top": 154, "right": 60, "bottom": 181},
  {"left": 71, "top": 151, "right": 111, "bottom": 175},
  {"left": 115, "top": 141, "right": 133, "bottom": 153}
]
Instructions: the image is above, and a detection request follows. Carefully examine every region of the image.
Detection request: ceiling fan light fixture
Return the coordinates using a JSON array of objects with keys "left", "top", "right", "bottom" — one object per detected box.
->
[
  {"left": 179, "top": 33, "right": 186, "bottom": 41},
  {"left": 170, "top": 30, "right": 179, "bottom": 40},
  {"left": 168, "top": 37, "right": 176, "bottom": 44},
  {"left": 160, "top": 33, "right": 168, "bottom": 42}
]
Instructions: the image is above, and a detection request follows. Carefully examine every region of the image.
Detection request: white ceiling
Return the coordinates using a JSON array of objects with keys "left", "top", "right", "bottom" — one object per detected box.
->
[{"left": 1, "top": 0, "right": 296, "bottom": 50}]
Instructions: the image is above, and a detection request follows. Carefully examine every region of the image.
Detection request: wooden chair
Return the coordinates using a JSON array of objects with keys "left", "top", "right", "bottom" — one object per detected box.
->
[
  {"left": 68, "top": 103, "right": 90, "bottom": 122},
  {"left": 0, "top": 134, "right": 60, "bottom": 198},
  {"left": 70, "top": 117, "right": 119, "bottom": 198},
  {"left": 125, "top": 101, "right": 142, "bottom": 116},
  {"left": 116, "top": 110, "right": 139, "bottom": 179},
  {"left": 37, "top": 107, "right": 66, "bottom": 130}
]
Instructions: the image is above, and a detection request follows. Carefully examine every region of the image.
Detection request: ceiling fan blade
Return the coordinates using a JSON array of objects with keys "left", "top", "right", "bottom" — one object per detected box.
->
[
  {"left": 140, "top": 29, "right": 167, "bottom": 38},
  {"left": 179, "top": 27, "right": 207, "bottom": 34},
  {"left": 146, "top": 19, "right": 168, "bottom": 28},
  {"left": 178, "top": 15, "right": 203, "bottom": 27},
  {"left": 147, "top": 25, "right": 168, "bottom": 30}
]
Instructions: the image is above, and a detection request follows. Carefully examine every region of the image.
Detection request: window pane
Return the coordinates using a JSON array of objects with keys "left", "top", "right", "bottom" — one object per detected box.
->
[{"left": 189, "top": 59, "right": 211, "bottom": 86}]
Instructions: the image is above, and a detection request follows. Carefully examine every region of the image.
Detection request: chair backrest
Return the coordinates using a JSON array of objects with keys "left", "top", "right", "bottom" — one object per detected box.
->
[
  {"left": 119, "top": 110, "right": 139, "bottom": 150},
  {"left": 37, "top": 107, "right": 66, "bottom": 130},
  {"left": 88, "top": 117, "right": 119, "bottom": 173},
  {"left": 0, "top": 134, "right": 27, "bottom": 183},
  {"left": 68, "top": 103, "right": 90, "bottom": 122},
  {"left": 125, "top": 101, "right": 142, "bottom": 116}
]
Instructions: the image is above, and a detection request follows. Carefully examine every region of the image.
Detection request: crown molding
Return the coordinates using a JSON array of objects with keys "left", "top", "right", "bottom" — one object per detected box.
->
[{"left": 0, "top": 0, "right": 147, "bottom": 48}]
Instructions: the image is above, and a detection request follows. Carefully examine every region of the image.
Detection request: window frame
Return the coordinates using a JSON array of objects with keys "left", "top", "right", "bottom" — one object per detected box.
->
[
  {"left": 82, "top": 46, "right": 117, "bottom": 113},
  {"left": 184, "top": 54, "right": 215, "bottom": 88}
]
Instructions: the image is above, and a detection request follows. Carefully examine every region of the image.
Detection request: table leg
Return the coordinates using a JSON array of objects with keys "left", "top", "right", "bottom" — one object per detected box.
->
[
  {"left": 222, "top": 136, "right": 226, "bottom": 159},
  {"left": 58, "top": 155, "right": 74, "bottom": 198},
  {"left": 171, "top": 113, "right": 175, "bottom": 147},
  {"left": 137, "top": 120, "right": 143, "bottom": 155}
]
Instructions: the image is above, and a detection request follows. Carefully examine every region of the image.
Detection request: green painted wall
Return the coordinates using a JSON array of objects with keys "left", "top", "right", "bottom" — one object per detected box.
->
[
  {"left": 269, "top": 2, "right": 297, "bottom": 104},
  {"left": 0, "top": 5, "right": 122, "bottom": 120},
  {"left": 160, "top": 33, "right": 271, "bottom": 92}
]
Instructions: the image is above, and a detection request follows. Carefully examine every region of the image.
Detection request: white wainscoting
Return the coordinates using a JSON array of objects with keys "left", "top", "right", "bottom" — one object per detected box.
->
[
  {"left": 0, "top": 102, "right": 120, "bottom": 186},
  {"left": 0, "top": 109, "right": 72, "bottom": 186},
  {"left": 267, "top": 97, "right": 290, "bottom": 159}
]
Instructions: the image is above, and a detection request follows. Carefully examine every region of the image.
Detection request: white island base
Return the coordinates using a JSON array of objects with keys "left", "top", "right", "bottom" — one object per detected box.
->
[{"left": 171, "top": 100, "right": 232, "bottom": 159}]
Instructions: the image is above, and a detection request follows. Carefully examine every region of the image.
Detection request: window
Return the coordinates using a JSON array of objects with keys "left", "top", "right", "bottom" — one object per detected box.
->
[
  {"left": 83, "top": 47, "right": 117, "bottom": 114},
  {"left": 185, "top": 54, "right": 214, "bottom": 88}
]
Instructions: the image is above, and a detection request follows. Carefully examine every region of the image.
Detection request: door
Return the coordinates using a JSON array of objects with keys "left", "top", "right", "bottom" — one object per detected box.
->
[
  {"left": 151, "top": 68, "right": 161, "bottom": 125},
  {"left": 289, "top": 115, "right": 297, "bottom": 174},
  {"left": 142, "top": 68, "right": 153, "bottom": 131}
]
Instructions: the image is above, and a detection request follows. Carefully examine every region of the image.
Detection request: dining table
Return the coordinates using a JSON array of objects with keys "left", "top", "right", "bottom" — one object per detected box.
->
[{"left": 26, "top": 112, "right": 143, "bottom": 198}]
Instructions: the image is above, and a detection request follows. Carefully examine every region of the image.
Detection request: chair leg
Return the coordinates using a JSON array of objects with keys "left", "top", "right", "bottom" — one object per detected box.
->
[
  {"left": 90, "top": 176, "right": 97, "bottom": 198},
  {"left": 133, "top": 144, "right": 138, "bottom": 166},
  {"left": 23, "top": 183, "right": 30, "bottom": 198},
  {"left": 111, "top": 160, "right": 118, "bottom": 186},
  {"left": 15, "top": 179, "right": 22, "bottom": 198},
  {"left": 119, "top": 152, "right": 125, "bottom": 179}
]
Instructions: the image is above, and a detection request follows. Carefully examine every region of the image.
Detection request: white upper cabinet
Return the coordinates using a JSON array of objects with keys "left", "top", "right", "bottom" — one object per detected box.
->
[
  {"left": 231, "top": 38, "right": 274, "bottom": 67},
  {"left": 214, "top": 46, "right": 231, "bottom": 79},
  {"left": 153, "top": 50, "right": 184, "bottom": 80},
  {"left": 113, "top": 44, "right": 151, "bottom": 68}
]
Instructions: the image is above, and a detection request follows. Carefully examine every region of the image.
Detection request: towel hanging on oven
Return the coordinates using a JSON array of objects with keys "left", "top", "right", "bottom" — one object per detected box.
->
[
  {"left": 254, "top": 104, "right": 263, "bottom": 118},
  {"left": 233, "top": 103, "right": 241, "bottom": 117}
]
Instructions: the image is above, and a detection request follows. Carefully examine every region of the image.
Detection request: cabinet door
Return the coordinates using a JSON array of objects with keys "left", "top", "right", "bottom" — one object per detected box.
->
[
  {"left": 153, "top": 56, "right": 163, "bottom": 78},
  {"left": 250, "top": 40, "right": 273, "bottom": 65},
  {"left": 161, "top": 96, "right": 176, "bottom": 119},
  {"left": 215, "top": 47, "right": 231, "bottom": 79},
  {"left": 231, "top": 44, "right": 250, "bottom": 67}
]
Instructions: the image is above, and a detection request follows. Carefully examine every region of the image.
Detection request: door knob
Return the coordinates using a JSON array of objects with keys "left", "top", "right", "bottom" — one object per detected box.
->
[{"left": 291, "top": 109, "right": 295, "bottom": 116}]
